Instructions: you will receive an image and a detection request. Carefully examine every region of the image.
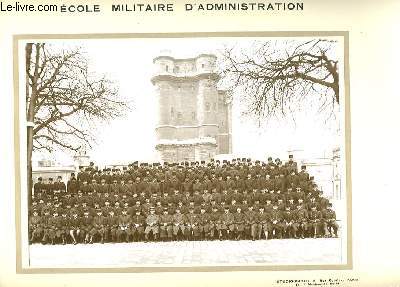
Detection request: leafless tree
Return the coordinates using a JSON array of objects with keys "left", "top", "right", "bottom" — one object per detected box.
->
[
  {"left": 219, "top": 39, "right": 339, "bottom": 122},
  {"left": 26, "top": 43, "right": 129, "bottom": 203}
]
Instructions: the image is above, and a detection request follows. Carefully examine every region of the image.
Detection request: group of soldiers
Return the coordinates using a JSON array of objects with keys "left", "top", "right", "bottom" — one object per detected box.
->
[{"left": 29, "top": 156, "right": 339, "bottom": 245}]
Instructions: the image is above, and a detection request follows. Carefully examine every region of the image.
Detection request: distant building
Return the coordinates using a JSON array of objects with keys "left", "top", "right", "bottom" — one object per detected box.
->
[
  {"left": 287, "top": 148, "right": 342, "bottom": 200},
  {"left": 151, "top": 53, "right": 232, "bottom": 163},
  {"left": 32, "top": 159, "right": 75, "bottom": 185},
  {"left": 73, "top": 147, "right": 91, "bottom": 168}
]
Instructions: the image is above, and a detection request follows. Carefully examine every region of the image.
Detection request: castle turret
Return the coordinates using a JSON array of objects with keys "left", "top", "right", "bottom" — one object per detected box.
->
[{"left": 151, "top": 53, "right": 232, "bottom": 162}]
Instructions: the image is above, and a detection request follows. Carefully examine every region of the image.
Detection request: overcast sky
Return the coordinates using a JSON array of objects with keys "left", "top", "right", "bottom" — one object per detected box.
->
[{"left": 31, "top": 37, "right": 342, "bottom": 166}]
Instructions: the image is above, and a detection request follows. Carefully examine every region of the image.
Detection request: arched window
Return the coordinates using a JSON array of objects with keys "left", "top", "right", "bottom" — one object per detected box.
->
[
  {"left": 165, "top": 65, "right": 169, "bottom": 72},
  {"left": 170, "top": 107, "right": 174, "bottom": 117}
]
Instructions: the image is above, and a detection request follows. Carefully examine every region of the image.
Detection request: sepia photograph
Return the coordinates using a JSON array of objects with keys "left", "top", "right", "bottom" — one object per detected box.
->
[{"left": 17, "top": 34, "right": 349, "bottom": 270}]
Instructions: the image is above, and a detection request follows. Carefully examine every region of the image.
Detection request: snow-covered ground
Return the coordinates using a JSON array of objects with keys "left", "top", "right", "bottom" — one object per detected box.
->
[{"left": 28, "top": 238, "right": 345, "bottom": 268}]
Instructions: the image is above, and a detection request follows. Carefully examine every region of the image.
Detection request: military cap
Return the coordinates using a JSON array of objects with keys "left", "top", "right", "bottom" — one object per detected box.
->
[
  {"left": 267, "top": 157, "right": 272, "bottom": 161},
  {"left": 38, "top": 177, "right": 42, "bottom": 181},
  {"left": 289, "top": 154, "right": 293, "bottom": 158},
  {"left": 310, "top": 176, "right": 315, "bottom": 180},
  {"left": 201, "top": 160, "right": 205, "bottom": 164},
  {"left": 123, "top": 166, "right": 127, "bottom": 170},
  {"left": 48, "top": 178, "right": 53, "bottom": 181},
  {"left": 301, "top": 165, "right": 307, "bottom": 169},
  {"left": 133, "top": 161, "right": 139, "bottom": 164},
  {"left": 247, "top": 158, "right": 251, "bottom": 162}
]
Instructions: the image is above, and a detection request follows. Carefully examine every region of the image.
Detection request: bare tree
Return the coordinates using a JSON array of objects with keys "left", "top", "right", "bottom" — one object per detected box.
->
[
  {"left": 26, "top": 43, "right": 129, "bottom": 203},
  {"left": 219, "top": 39, "right": 339, "bottom": 122}
]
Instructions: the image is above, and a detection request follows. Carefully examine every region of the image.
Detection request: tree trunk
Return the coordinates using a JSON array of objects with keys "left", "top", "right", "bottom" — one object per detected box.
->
[{"left": 26, "top": 43, "right": 33, "bottom": 206}]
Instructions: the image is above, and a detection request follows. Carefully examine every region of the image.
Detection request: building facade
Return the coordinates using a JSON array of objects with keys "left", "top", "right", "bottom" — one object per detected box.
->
[
  {"left": 151, "top": 53, "right": 232, "bottom": 162},
  {"left": 287, "top": 148, "right": 342, "bottom": 200}
]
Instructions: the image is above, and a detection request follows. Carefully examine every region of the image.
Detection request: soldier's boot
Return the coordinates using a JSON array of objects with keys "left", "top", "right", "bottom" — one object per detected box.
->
[
  {"left": 69, "top": 230, "right": 77, "bottom": 244},
  {"left": 264, "top": 231, "right": 269, "bottom": 240},
  {"left": 89, "top": 235, "right": 93, "bottom": 244},
  {"left": 313, "top": 227, "right": 317, "bottom": 238},
  {"left": 100, "top": 235, "right": 104, "bottom": 244},
  {"left": 62, "top": 235, "right": 66, "bottom": 245},
  {"left": 323, "top": 225, "right": 329, "bottom": 238}
]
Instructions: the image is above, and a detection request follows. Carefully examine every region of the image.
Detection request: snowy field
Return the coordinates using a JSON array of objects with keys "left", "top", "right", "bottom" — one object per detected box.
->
[{"left": 28, "top": 238, "right": 345, "bottom": 268}]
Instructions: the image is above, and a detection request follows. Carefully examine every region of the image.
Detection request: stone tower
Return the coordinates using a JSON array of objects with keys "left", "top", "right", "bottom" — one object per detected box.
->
[{"left": 151, "top": 53, "right": 232, "bottom": 163}]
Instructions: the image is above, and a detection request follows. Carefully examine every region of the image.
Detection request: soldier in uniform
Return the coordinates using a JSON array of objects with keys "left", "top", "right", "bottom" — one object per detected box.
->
[
  {"left": 29, "top": 210, "right": 42, "bottom": 243},
  {"left": 186, "top": 208, "right": 200, "bottom": 240},
  {"left": 256, "top": 207, "right": 271, "bottom": 240},
  {"left": 270, "top": 205, "right": 284, "bottom": 239},
  {"left": 116, "top": 209, "right": 131, "bottom": 242},
  {"left": 198, "top": 207, "right": 211, "bottom": 240},
  {"left": 172, "top": 208, "right": 186, "bottom": 240},
  {"left": 131, "top": 210, "right": 145, "bottom": 242},
  {"left": 323, "top": 204, "right": 339, "bottom": 237},
  {"left": 159, "top": 208, "right": 173, "bottom": 241},
  {"left": 293, "top": 204, "right": 308, "bottom": 239},
  {"left": 308, "top": 206, "right": 322, "bottom": 238},
  {"left": 33, "top": 177, "right": 44, "bottom": 199},
  {"left": 69, "top": 212, "right": 81, "bottom": 245},
  {"left": 80, "top": 211, "right": 93, "bottom": 243},
  {"left": 144, "top": 207, "right": 159, "bottom": 242},
  {"left": 105, "top": 210, "right": 119, "bottom": 242},
  {"left": 245, "top": 206, "right": 257, "bottom": 240},
  {"left": 91, "top": 211, "right": 106, "bottom": 243},
  {"left": 218, "top": 206, "right": 235, "bottom": 240},
  {"left": 233, "top": 207, "right": 246, "bottom": 240},
  {"left": 282, "top": 206, "right": 296, "bottom": 238},
  {"left": 54, "top": 176, "right": 66, "bottom": 195}
]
